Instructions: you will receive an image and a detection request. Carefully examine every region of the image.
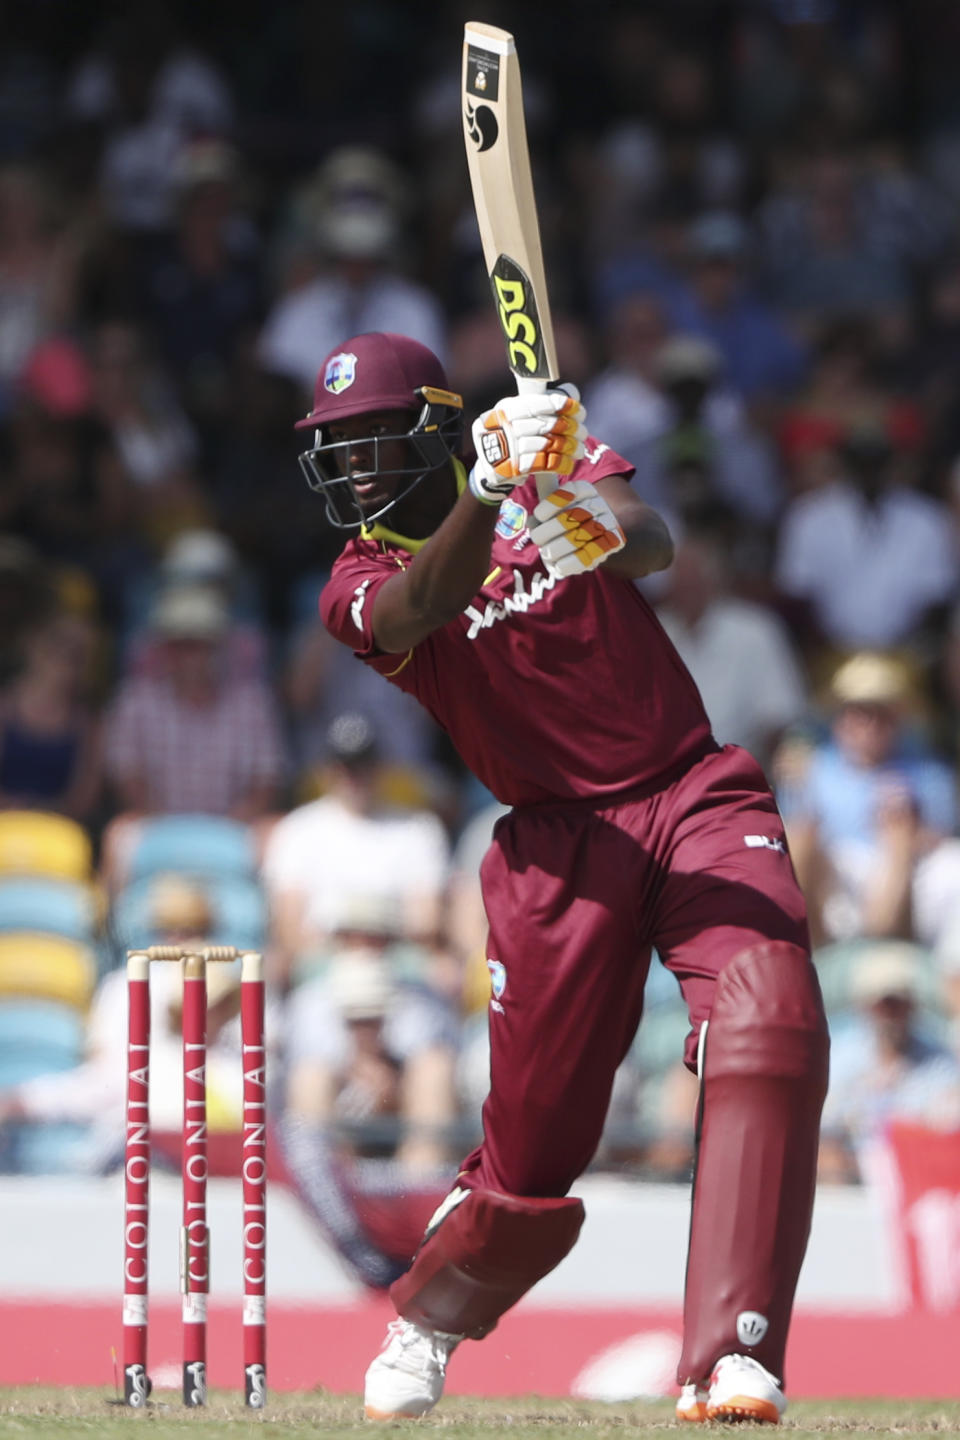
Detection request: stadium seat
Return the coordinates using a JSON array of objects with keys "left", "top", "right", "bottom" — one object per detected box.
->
[
  {"left": 0, "top": 934, "right": 97, "bottom": 1011},
  {"left": 0, "top": 999, "right": 86, "bottom": 1087},
  {"left": 0, "top": 1120, "right": 92, "bottom": 1175},
  {"left": 0, "top": 812, "right": 92, "bottom": 882},
  {"left": 111, "top": 873, "right": 268, "bottom": 953},
  {"left": 125, "top": 815, "right": 258, "bottom": 883},
  {"left": 0, "top": 877, "right": 98, "bottom": 942}
]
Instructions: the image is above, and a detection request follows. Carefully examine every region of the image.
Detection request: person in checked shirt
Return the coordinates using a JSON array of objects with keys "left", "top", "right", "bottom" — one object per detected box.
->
[{"left": 297, "top": 331, "right": 828, "bottom": 1425}]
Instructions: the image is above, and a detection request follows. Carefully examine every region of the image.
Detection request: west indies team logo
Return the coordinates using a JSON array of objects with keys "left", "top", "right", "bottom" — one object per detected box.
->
[
  {"left": 324, "top": 352, "right": 358, "bottom": 394},
  {"left": 487, "top": 957, "right": 507, "bottom": 1001},
  {"left": 495, "top": 497, "right": 527, "bottom": 541}
]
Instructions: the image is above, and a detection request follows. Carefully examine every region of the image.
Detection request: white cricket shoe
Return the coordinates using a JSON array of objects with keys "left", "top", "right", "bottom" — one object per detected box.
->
[
  {"left": 363, "top": 1318, "right": 461, "bottom": 1420},
  {"left": 705, "top": 1353, "right": 786, "bottom": 1424},
  {"left": 676, "top": 1381, "right": 708, "bottom": 1422}
]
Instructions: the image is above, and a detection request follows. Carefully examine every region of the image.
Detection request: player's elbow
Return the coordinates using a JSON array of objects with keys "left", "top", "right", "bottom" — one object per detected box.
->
[
  {"left": 649, "top": 523, "right": 675, "bottom": 573},
  {"left": 608, "top": 513, "right": 675, "bottom": 579}
]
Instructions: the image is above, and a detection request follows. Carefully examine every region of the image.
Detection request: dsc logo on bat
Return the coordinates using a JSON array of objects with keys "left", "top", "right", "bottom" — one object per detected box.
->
[{"left": 492, "top": 254, "right": 545, "bottom": 378}]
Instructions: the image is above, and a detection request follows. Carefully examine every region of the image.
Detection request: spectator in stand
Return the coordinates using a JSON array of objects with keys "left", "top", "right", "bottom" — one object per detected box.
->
[
  {"left": 258, "top": 146, "right": 446, "bottom": 400},
  {"left": 0, "top": 163, "right": 80, "bottom": 413},
  {"left": 584, "top": 299, "right": 716, "bottom": 463},
  {"left": 205, "top": 339, "right": 333, "bottom": 615},
  {"left": 66, "top": 7, "right": 234, "bottom": 236},
  {"left": 625, "top": 334, "right": 784, "bottom": 529},
  {"left": 283, "top": 610, "right": 446, "bottom": 796},
  {"left": 656, "top": 524, "right": 808, "bottom": 771},
  {"left": 262, "top": 712, "right": 450, "bottom": 993},
  {"left": 593, "top": 211, "right": 807, "bottom": 407},
  {"left": 87, "top": 317, "right": 205, "bottom": 550},
  {"left": 0, "top": 537, "right": 56, "bottom": 685},
  {"left": 777, "top": 315, "right": 925, "bottom": 496},
  {"left": 0, "top": 598, "right": 104, "bottom": 824},
  {"left": 757, "top": 138, "right": 951, "bottom": 343},
  {"left": 126, "top": 526, "right": 270, "bottom": 683},
  {"left": 668, "top": 211, "right": 809, "bottom": 403},
  {"left": 774, "top": 416, "right": 959, "bottom": 653},
  {"left": 910, "top": 252, "right": 960, "bottom": 467},
  {"left": 818, "top": 942, "right": 960, "bottom": 1184},
  {"left": 104, "top": 582, "right": 284, "bottom": 819},
  {"left": 133, "top": 138, "right": 264, "bottom": 436},
  {"left": 777, "top": 652, "right": 956, "bottom": 949},
  {"left": 283, "top": 927, "right": 461, "bottom": 1176},
  {"left": 0, "top": 337, "right": 152, "bottom": 623},
  {"left": 584, "top": 41, "right": 745, "bottom": 294}
]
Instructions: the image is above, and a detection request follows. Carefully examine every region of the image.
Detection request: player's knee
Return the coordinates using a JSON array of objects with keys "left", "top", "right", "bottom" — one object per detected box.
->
[
  {"left": 707, "top": 941, "right": 829, "bottom": 1087},
  {"left": 390, "top": 1186, "right": 584, "bottom": 1338}
]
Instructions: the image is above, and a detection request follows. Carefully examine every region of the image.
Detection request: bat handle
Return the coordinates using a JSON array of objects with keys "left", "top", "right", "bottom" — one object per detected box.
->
[{"left": 514, "top": 375, "right": 558, "bottom": 501}]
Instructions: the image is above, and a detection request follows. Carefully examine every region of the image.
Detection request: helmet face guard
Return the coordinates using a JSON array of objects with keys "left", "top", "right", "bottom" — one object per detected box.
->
[{"left": 298, "top": 386, "right": 463, "bottom": 530}]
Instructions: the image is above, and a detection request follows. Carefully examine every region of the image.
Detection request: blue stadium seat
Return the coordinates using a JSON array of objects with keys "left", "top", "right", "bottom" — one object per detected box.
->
[
  {"left": 126, "top": 815, "right": 258, "bottom": 883},
  {"left": 0, "top": 877, "right": 98, "bottom": 942},
  {"left": 0, "top": 999, "right": 86, "bottom": 1087},
  {"left": 111, "top": 874, "right": 268, "bottom": 952},
  {"left": 3, "top": 1121, "right": 92, "bottom": 1174}
]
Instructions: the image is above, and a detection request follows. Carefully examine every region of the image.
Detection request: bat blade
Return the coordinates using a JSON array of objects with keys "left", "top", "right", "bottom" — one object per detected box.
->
[{"left": 462, "top": 21, "right": 558, "bottom": 394}]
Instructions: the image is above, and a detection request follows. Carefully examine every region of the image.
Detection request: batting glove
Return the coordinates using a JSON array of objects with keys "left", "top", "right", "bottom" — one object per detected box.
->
[
  {"left": 529, "top": 480, "right": 626, "bottom": 578},
  {"left": 468, "top": 385, "right": 586, "bottom": 504}
]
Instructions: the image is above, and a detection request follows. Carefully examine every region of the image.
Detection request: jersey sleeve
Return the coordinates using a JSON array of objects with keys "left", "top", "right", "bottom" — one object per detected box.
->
[
  {"left": 572, "top": 436, "right": 636, "bottom": 484},
  {"left": 319, "top": 552, "right": 398, "bottom": 659}
]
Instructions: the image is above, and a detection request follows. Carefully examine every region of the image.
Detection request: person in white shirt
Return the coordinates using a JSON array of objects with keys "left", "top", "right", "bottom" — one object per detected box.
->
[
  {"left": 262, "top": 712, "right": 450, "bottom": 990},
  {"left": 657, "top": 524, "right": 808, "bottom": 769},
  {"left": 258, "top": 146, "right": 446, "bottom": 398},
  {"left": 775, "top": 419, "right": 959, "bottom": 650}
]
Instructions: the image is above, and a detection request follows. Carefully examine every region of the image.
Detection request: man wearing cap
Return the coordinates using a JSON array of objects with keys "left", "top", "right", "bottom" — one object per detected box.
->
[
  {"left": 104, "top": 582, "right": 284, "bottom": 818},
  {"left": 284, "top": 931, "right": 459, "bottom": 1175},
  {"left": 818, "top": 942, "right": 960, "bottom": 1183},
  {"left": 668, "top": 211, "right": 808, "bottom": 401},
  {"left": 780, "top": 651, "right": 957, "bottom": 947},
  {"left": 298, "top": 331, "right": 829, "bottom": 1424},
  {"left": 258, "top": 146, "right": 446, "bottom": 397},
  {"left": 629, "top": 332, "right": 783, "bottom": 527}
]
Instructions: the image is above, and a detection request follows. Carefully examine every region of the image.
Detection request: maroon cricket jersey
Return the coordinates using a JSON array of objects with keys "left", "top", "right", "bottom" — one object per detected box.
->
[{"left": 320, "top": 441, "right": 713, "bottom": 806}]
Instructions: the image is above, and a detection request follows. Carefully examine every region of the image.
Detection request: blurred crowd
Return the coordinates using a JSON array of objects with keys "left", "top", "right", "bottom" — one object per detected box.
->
[{"left": 2, "top": 0, "right": 960, "bottom": 1187}]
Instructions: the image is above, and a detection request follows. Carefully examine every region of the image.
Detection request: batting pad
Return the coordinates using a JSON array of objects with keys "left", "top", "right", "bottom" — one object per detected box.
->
[
  {"left": 391, "top": 1187, "right": 584, "bottom": 1338},
  {"left": 678, "top": 941, "right": 829, "bottom": 1387}
]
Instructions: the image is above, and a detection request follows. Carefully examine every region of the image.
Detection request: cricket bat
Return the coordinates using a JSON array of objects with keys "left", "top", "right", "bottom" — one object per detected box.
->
[{"left": 461, "top": 21, "right": 559, "bottom": 398}]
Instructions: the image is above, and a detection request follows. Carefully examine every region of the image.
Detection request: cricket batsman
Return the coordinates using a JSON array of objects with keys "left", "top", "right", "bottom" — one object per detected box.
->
[{"left": 296, "top": 331, "right": 829, "bottom": 1423}]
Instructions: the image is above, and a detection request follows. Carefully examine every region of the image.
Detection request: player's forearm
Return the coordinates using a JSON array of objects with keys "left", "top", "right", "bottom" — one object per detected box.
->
[
  {"left": 596, "top": 479, "right": 675, "bottom": 579},
  {"left": 372, "top": 491, "right": 501, "bottom": 651}
]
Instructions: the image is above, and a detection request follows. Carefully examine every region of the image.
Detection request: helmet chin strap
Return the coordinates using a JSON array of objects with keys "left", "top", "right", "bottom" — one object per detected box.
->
[{"left": 360, "top": 458, "right": 468, "bottom": 553}]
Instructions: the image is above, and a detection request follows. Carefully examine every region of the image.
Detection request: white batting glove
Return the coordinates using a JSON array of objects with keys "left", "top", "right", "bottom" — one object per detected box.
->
[
  {"left": 468, "top": 385, "right": 586, "bottom": 504},
  {"left": 529, "top": 480, "right": 626, "bottom": 578}
]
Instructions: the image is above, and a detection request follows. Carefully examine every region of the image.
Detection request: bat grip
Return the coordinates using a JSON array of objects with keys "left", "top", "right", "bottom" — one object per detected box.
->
[{"left": 514, "top": 375, "right": 558, "bottom": 501}]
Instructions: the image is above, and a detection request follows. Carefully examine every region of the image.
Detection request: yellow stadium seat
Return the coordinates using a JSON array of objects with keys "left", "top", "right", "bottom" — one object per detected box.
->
[
  {"left": 0, "top": 812, "right": 93, "bottom": 882},
  {"left": 0, "top": 933, "right": 97, "bottom": 1011}
]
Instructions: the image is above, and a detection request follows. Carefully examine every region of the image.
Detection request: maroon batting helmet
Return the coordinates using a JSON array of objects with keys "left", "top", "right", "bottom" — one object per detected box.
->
[{"left": 296, "top": 333, "right": 463, "bottom": 529}]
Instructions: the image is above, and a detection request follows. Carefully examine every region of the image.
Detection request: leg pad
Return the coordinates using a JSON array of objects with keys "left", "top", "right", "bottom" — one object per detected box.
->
[
  {"left": 679, "top": 941, "right": 829, "bottom": 1386},
  {"left": 391, "top": 1187, "right": 584, "bottom": 1338}
]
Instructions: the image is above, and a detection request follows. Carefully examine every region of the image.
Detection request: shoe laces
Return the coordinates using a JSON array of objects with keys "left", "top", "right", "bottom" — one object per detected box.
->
[
  {"left": 382, "top": 1319, "right": 458, "bottom": 1377},
  {"left": 713, "top": 1354, "right": 779, "bottom": 1386}
]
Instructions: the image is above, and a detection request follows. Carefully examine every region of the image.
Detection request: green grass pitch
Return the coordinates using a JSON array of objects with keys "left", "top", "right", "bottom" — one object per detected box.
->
[{"left": 1, "top": 1389, "right": 960, "bottom": 1438}]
